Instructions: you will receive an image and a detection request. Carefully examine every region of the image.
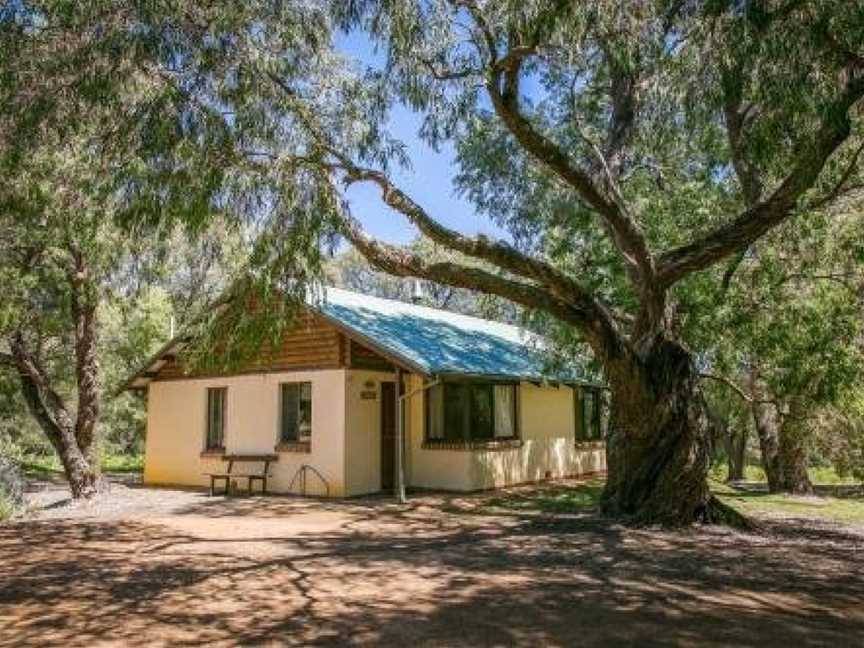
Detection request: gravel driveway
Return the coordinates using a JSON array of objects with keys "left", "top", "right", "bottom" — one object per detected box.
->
[{"left": 2, "top": 477, "right": 863, "bottom": 647}]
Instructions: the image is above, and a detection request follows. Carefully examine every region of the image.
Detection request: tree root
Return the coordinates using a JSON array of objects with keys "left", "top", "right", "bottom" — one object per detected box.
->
[{"left": 699, "top": 494, "right": 759, "bottom": 531}]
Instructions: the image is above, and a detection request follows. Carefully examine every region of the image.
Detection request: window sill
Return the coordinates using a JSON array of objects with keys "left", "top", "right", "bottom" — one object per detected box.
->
[
  {"left": 200, "top": 448, "right": 226, "bottom": 458},
  {"left": 275, "top": 441, "right": 311, "bottom": 453},
  {"left": 422, "top": 439, "right": 523, "bottom": 451},
  {"left": 574, "top": 440, "right": 605, "bottom": 449}
]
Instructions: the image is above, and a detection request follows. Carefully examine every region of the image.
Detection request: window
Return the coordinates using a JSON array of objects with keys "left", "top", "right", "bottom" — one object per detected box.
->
[
  {"left": 280, "top": 382, "right": 312, "bottom": 443},
  {"left": 575, "top": 387, "right": 602, "bottom": 441},
  {"left": 426, "top": 382, "right": 518, "bottom": 442},
  {"left": 205, "top": 387, "right": 227, "bottom": 450}
]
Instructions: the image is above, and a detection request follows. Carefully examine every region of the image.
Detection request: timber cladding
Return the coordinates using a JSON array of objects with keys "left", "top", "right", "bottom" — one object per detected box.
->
[
  {"left": 348, "top": 339, "right": 393, "bottom": 372},
  {"left": 152, "top": 311, "right": 395, "bottom": 381}
]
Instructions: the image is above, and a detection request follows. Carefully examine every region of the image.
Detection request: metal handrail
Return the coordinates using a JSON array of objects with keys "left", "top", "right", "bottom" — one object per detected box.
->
[{"left": 288, "top": 464, "right": 330, "bottom": 497}]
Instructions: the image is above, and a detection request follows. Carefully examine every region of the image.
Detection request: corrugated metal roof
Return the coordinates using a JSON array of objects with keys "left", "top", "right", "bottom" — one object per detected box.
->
[
  {"left": 313, "top": 287, "right": 591, "bottom": 383},
  {"left": 120, "top": 286, "right": 596, "bottom": 391}
]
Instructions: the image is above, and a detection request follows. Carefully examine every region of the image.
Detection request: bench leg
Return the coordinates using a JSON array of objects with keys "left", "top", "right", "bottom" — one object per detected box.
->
[
  {"left": 247, "top": 477, "right": 265, "bottom": 496},
  {"left": 210, "top": 476, "right": 215, "bottom": 497}
]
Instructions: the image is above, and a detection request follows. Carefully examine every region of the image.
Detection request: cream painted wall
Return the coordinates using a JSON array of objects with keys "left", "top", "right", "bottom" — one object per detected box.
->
[
  {"left": 406, "top": 378, "right": 606, "bottom": 492},
  {"left": 144, "top": 369, "right": 605, "bottom": 497},
  {"left": 343, "top": 369, "right": 396, "bottom": 496},
  {"left": 144, "top": 369, "right": 347, "bottom": 496}
]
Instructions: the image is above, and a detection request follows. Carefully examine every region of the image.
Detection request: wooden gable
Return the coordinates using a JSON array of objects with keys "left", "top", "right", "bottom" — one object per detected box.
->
[{"left": 150, "top": 310, "right": 397, "bottom": 382}]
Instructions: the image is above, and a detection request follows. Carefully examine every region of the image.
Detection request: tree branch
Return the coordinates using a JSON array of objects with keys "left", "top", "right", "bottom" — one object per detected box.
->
[
  {"left": 722, "top": 65, "right": 763, "bottom": 205},
  {"left": 474, "top": 24, "right": 655, "bottom": 285},
  {"left": 339, "top": 165, "right": 595, "bottom": 303},
  {"left": 487, "top": 71, "right": 654, "bottom": 284},
  {"left": 333, "top": 198, "right": 625, "bottom": 358},
  {"left": 7, "top": 332, "right": 74, "bottom": 443},
  {"left": 699, "top": 372, "right": 773, "bottom": 405},
  {"left": 657, "top": 73, "right": 864, "bottom": 287},
  {"left": 805, "top": 139, "right": 864, "bottom": 211},
  {"left": 266, "top": 69, "right": 623, "bottom": 338}
]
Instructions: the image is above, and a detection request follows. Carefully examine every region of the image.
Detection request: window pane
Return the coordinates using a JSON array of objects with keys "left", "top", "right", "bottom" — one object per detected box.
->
[
  {"left": 214, "top": 390, "right": 220, "bottom": 446},
  {"left": 281, "top": 384, "right": 299, "bottom": 442},
  {"left": 207, "top": 388, "right": 225, "bottom": 449},
  {"left": 582, "top": 390, "right": 597, "bottom": 440},
  {"left": 298, "top": 382, "right": 312, "bottom": 438},
  {"left": 574, "top": 388, "right": 585, "bottom": 441},
  {"left": 444, "top": 383, "right": 468, "bottom": 441},
  {"left": 427, "top": 384, "right": 444, "bottom": 440},
  {"left": 494, "top": 385, "right": 516, "bottom": 438},
  {"left": 469, "top": 384, "right": 494, "bottom": 440}
]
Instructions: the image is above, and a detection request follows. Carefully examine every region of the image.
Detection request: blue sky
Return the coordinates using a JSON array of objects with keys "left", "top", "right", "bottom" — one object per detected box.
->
[{"left": 335, "top": 30, "right": 505, "bottom": 246}]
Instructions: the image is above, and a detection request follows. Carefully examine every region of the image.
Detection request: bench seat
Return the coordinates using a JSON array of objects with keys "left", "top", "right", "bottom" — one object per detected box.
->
[{"left": 204, "top": 454, "right": 278, "bottom": 496}]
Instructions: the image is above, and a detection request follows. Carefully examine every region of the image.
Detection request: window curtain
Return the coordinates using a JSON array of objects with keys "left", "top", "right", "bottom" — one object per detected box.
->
[
  {"left": 427, "top": 383, "right": 444, "bottom": 439},
  {"left": 494, "top": 385, "right": 516, "bottom": 438},
  {"left": 298, "top": 382, "right": 312, "bottom": 438}
]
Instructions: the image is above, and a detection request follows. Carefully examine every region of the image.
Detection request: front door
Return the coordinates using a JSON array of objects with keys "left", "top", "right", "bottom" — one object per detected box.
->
[{"left": 380, "top": 382, "right": 396, "bottom": 491}]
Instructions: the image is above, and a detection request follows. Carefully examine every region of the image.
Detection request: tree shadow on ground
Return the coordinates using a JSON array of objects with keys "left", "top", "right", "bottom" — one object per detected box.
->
[{"left": 2, "top": 488, "right": 863, "bottom": 647}]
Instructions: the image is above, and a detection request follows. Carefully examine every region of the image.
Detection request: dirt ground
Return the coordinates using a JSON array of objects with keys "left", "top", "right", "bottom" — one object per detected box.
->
[{"left": 2, "top": 478, "right": 863, "bottom": 647}]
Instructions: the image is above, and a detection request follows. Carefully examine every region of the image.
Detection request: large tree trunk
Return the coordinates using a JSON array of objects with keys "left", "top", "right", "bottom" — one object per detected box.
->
[
  {"left": 751, "top": 400, "right": 813, "bottom": 494},
  {"left": 725, "top": 426, "right": 748, "bottom": 482},
  {"left": 601, "top": 335, "right": 728, "bottom": 525}
]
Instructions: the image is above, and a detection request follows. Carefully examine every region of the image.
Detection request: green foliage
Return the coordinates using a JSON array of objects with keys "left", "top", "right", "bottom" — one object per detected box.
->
[
  {"left": 19, "top": 451, "right": 143, "bottom": 476},
  {"left": 327, "top": 241, "right": 519, "bottom": 321},
  {"left": 4, "top": 1, "right": 861, "bottom": 336}
]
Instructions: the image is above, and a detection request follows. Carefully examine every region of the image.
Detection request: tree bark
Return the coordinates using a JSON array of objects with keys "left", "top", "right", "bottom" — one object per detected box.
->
[
  {"left": 725, "top": 426, "right": 748, "bottom": 482},
  {"left": 776, "top": 420, "right": 814, "bottom": 495},
  {"left": 601, "top": 336, "right": 730, "bottom": 524},
  {"left": 751, "top": 400, "right": 813, "bottom": 494},
  {"left": 8, "top": 330, "right": 105, "bottom": 500}
]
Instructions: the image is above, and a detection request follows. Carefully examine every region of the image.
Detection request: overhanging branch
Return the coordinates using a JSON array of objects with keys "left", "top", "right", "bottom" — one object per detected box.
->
[
  {"left": 333, "top": 200, "right": 624, "bottom": 356},
  {"left": 657, "top": 74, "right": 864, "bottom": 287},
  {"left": 266, "top": 69, "right": 624, "bottom": 342},
  {"left": 484, "top": 49, "right": 655, "bottom": 285}
]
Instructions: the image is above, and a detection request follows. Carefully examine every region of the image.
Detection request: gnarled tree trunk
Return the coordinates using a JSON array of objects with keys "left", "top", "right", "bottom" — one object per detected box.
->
[
  {"left": 9, "top": 333, "right": 105, "bottom": 499},
  {"left": 601, "top": 336, "right": 722, "bottom": 524}
]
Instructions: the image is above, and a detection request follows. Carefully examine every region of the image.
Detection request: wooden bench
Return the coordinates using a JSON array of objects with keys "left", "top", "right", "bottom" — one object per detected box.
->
[{"left": 204, "top": 454, "right": 278, "bottom": 496}]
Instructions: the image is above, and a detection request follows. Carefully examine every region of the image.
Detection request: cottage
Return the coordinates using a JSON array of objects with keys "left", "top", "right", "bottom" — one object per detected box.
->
[{"left": 122, "top": 287, "right": 606, "bottom": 497}]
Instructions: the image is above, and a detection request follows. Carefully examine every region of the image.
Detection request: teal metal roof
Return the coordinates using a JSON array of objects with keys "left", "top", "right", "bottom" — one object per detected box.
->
[{"left": 313, "top": 287, "right": 593, "bottom": 383}]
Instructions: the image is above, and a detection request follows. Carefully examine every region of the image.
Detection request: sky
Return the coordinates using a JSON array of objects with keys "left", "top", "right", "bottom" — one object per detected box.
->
[{"left": 334, "top": 30, "right": 506, "bottom": 246}]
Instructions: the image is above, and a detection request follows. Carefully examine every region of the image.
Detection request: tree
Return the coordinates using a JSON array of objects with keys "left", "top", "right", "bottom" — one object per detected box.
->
[
  {"left": 0, "top": 2, "right": 251, "bottom": 496},
  {"left": 0, "top": 142, "right": 115, "bottom": 497},
  {"left": 703, "top": 388, "right": 751, "bottom": 483},
  {"left": 4, "top": 1, "right": 863, "bottom": 522},
  {"left": 694, "top": 212, "right": 864, "bottom": 493}
]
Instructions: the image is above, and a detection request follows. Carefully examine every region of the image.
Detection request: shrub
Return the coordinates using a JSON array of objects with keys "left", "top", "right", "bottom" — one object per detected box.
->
[{"left": 0, "top": 454, "right": 25, "bottom": 521}]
